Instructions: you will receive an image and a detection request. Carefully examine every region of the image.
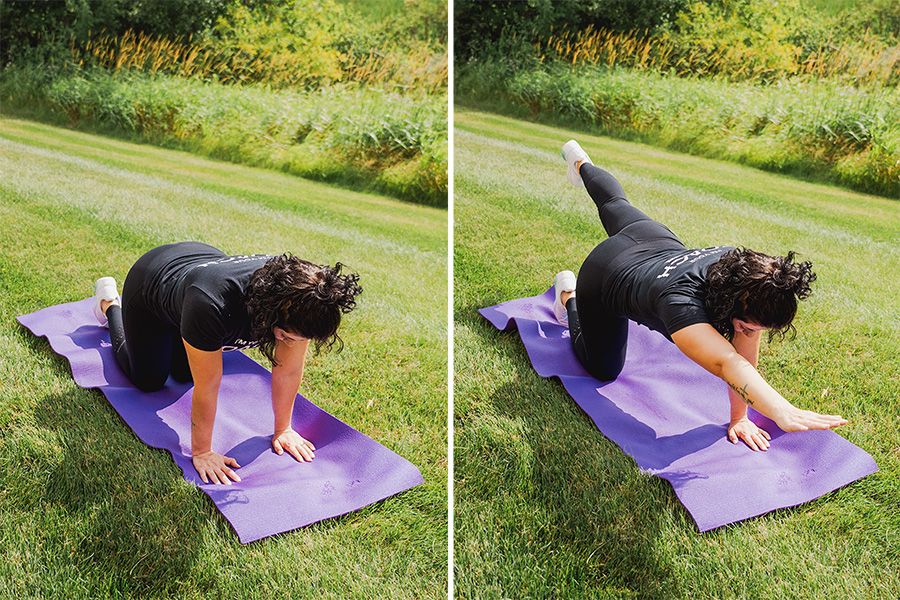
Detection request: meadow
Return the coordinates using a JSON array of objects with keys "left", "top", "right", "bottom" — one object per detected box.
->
[
  {"left": 0, "top": 118, "right": 447, "bottom": 599},
  {"left": 453, "top": 109, "right": 900, "bottom": 599}
]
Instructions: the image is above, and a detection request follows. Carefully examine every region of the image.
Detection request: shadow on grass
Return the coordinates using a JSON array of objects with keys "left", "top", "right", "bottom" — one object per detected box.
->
[
  {"left": 455, "top": 302, "right": 682, "bottom": 596},
  {"left": 19, "top": 329, "right": 209, "bottom": 596}
]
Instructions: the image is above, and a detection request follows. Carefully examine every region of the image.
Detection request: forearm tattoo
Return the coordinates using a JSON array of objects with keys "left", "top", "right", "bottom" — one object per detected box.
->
[{"left": 729, "top": 382, "right": 753, "bottom": 405}]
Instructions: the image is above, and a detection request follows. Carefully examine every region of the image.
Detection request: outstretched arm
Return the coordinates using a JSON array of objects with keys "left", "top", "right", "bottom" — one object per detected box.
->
[
  {"left": 270, "top": 337, "right": 316, "bottom": 462},
  {"left": 671, "top": 323, "right": 847, "bottom": 435}
]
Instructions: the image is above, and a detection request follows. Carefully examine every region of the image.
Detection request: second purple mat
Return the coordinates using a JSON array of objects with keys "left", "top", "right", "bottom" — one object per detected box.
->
[
  {"left": 479, "top": 287, "right": 878, "bottom": 532},
  {"left": 18, "top": 298, "right": 424, "bottom": 544}
]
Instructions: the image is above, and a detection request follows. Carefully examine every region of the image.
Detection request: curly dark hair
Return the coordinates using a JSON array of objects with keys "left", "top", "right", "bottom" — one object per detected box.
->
[
  {"left": 245, "top": 254, "right": 362, "bottom": 366},
  {"left": 704, "top": 248, "right": 816, "bottom": 341}
]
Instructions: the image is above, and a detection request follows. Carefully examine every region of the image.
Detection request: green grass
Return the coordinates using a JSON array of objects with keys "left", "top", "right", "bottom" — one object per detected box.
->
[
  {"left": 1, "top": 68, "right": 448, "bottom": 207},
  {"left": 453, "top": 108, "right": 900, "bottom": 599},
  {"left": 457, "top": 63, "right": 900, "bottom": 199},
  {"left": 0, "top": 117, "right": 447, "bottom": 599}
]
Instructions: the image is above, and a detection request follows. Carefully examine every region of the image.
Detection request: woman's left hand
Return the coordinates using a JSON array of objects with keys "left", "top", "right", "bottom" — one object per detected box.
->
[
  {"left": 728, "top": 418, "right": 771, "bottom": 452},
  {"left": 272, "top": 428, "right": 316, "bottom": 462}
]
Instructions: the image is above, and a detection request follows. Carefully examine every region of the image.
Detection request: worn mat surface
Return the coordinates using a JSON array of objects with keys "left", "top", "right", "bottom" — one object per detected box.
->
[
  {"left": 18, "top": 298, "right": 424, "bottom": 544},
  {"left": 479, "top": 287, "right": 877, "bottom": 531}
]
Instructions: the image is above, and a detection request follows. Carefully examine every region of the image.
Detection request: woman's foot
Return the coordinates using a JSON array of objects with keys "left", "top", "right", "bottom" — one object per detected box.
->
[
  {"left": 93, "top": 276, "right": 119, "bottom": 326},
  {"left": 561, "top": 140, "right": 592, "bottom": 187},
  {"left": 553, "top": 270, "right": 577, "bottom": 324}
]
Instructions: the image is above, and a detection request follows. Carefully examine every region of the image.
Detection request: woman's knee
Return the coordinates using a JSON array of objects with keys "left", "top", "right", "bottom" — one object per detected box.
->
[
  {"left": 571, "top": 327, "right": 626, "bottom": 382},
  {"left": 132, "top": 372, "right": 168, "bottom": 393},
  {"left": 588, "top": 360, "right": 624, "bottom": 383}
]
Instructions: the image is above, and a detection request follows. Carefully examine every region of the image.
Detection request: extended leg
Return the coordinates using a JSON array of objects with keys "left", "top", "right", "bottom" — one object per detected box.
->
[{"left": 579, "top": 163, "right": 658, "bottom": 237}]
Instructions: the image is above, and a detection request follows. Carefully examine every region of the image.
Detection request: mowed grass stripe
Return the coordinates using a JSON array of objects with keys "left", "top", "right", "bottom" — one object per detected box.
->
[
  {"left": 1, "top": 119, "right": 445, "bottom": 251},
  {"left": 1, "top": 130, "right": 446, "bottom": 335}
]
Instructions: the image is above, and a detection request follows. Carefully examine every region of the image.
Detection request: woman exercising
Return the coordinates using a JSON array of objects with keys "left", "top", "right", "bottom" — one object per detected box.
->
[
  {"left": 92, "top": 241, "right": 362, "bottom": 484},
  {"left": 554, "top": 141, "right": 847, "bottom": 452}
]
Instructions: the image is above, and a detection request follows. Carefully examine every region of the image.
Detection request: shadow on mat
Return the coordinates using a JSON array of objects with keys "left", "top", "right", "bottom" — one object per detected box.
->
[{"left": 563, "top": 374, "right": 724, "bottom": 471}]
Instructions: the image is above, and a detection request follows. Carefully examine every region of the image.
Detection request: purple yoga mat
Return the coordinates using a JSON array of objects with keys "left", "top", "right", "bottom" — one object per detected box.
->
[
  {"left": 18, "top": 298, "right": 424, "bottom": 544},
  {"left": 480, "top": 287, "right": 878, "bottom": 531}
]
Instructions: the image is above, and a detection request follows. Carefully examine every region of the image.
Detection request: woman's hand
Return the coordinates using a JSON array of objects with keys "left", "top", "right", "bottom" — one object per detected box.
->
[
  {"left": 774, "top": 405, "right": 848, "bottom": 433},
  {"left": 192, "top": 450, "right": 241, "bottom": 485},
  {"left": 272, "top": 428, "right": 316, "bottom": 462},
  {"left": 728, "top": 418, "right": 771, "bottom": 451}
]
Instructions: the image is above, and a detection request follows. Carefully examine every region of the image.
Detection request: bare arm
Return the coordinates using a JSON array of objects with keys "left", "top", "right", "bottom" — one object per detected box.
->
[
  {"left": 270, "top": 337, "right": 316, "bottom": 462},
  {"left": 726, "top": 328, "right": 771, "bottom": 451},
  {"left": 728, "top": 326, "right": 760, "bottom": 413},
  {"left": 671, "top": 323, "right": 847, "bottom": 433},
  {"left": 183, "top": 340, "right": 241, "bottom": 484}
]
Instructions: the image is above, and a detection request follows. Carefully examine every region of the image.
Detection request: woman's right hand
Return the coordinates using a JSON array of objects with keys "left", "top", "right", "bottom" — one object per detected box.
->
[
  {"left": 192, "top": 450, "right": 242, "bottom": 485},
  {"left": 774, "top": 405, "right": 848, "bottom": 433}
]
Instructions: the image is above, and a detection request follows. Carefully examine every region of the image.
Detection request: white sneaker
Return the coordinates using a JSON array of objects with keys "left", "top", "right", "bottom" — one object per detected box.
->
[
  {"left": 553, "top": 270, "right": 577, "bottom": 324},
  {"left": 93, "top": 276, "right": 119, "bottom": 326},
  {"left": 561, "top": 140, "right": 592, "bottom": 187}
]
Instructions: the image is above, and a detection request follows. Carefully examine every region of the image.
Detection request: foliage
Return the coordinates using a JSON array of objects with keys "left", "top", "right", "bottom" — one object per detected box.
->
[
  {"left": 3, "top": 0, "right": 448, "bottom": 93},
  {"left": 524, "top": 15, "right": 900, "bottom": 86},
  {"left": 204, "top": 0, "right": 347, "bottom": 88},
  {"left": 1, "top": 67, "right": 447, "bottom": 206},
  {"left": 455, "top": 0, "right": 900, "bottom": 84},
  {"left": 456, "top": 0, "right": 900, "bottom": 198},
  {"left": 454, "top": 0, "right": 689, "bottom": 61},
  {"left": 659, "top": 0, "right": 900, "bottom": 84},
  {"left": 668, "top": 0, "right": 809, "bottom": 79},
  {"left": 60, "top": 27, "right": 447, "bottom": 93},
  {"left": 0, "top": 0, "right": 447, "bottom": 205},
  {"left": 0, "top": 0, "right": 228, "bottom": 63},
  {"left": 825, "top": 0, "right": 900, "bottom": 41},
  {"left": 458, "top": 61, "right": 900, "bottom": 198},
  {"left": 340, "top": 0, "right": 448, "bottom": 50}
]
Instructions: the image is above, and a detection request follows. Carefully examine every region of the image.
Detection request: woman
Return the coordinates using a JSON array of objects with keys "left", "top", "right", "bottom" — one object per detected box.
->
[
  {"left": 555, "top": 141, "right": 847, "bottom": 452},
  {"left": 93, "top": 241, "right": 362, "bottom": 485}
]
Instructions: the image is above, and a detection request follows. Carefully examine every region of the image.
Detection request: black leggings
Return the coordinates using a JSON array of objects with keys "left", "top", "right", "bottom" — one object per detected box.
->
[
  {"left": 567, "top": 163, "right": 685, "bottom": 381},
  {"left": 107, "top": 247, "right": 192, "bottom": 393}
]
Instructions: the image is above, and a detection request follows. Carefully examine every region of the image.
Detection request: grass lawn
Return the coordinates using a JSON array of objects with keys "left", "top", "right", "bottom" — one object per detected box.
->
[
  {"left": 0, "top": 118, "right": 447, "bottom": 599},
  {"left": 453, "top": 108, "right": 900, "bottom": 599}
]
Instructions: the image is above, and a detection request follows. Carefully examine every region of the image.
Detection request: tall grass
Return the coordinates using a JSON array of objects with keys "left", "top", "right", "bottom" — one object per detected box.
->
[
  {"left": 534, "top": 25, "right": 900, "bottom": 87},
  {"left": 69, "top": 29, "right": 448, "bottom": 94},
  {"left": 457, "top": 62, "right": 900, "bottom": 198},
  {"left": 1, "top": 67, "right": 448, "bottom": 206}
]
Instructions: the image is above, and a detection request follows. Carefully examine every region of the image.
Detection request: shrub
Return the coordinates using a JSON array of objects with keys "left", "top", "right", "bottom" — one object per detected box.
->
[{"left": 204, "top": 0, "right": 347, "bottom": 89}]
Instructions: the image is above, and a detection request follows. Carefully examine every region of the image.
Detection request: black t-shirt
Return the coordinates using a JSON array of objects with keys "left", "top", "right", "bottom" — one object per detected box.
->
[
  {"left": 142, "top": 242, "right": 272, "bottom": 352},
  {"left": 600, "top": 245, "right": 734, "bottom": 339}
]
